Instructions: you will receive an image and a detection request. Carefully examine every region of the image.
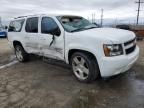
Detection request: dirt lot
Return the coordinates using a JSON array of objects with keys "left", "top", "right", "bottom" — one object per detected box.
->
[
  {"left": 0, "top": 39, "right": 144, "bottom": 108},
  {"left": 0, "top": 39, "right": 14, "bottom": 66}
]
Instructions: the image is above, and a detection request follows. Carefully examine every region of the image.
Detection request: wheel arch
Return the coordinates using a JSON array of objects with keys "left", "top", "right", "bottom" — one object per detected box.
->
[
  {"left": 68, "top": 49, "right": 97, "bottom": 64},
  {"left": 13, "top": 40, "right": 23, "bottom": 48},
  {"left": 67, "top": 49, "right": 101, "bottom": 78}
]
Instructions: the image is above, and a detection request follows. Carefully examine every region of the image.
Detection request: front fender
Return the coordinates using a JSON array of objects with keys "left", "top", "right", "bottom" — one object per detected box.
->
[{"left": 65, "top": 43, "right": 102, "bottom": 66}]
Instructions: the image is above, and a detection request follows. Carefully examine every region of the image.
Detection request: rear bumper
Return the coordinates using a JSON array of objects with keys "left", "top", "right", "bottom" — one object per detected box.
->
[{"left": 99, "top": 46, "right": 139, "bottom": 77}]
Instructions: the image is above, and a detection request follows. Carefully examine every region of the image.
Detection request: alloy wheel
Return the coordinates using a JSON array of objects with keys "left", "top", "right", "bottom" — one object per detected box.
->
[
  {"left": 15, "top": 46, "right": 23, "bottom": 61},
  {"left": 72, "top": 56, "right": 89, "bottom": 80}
]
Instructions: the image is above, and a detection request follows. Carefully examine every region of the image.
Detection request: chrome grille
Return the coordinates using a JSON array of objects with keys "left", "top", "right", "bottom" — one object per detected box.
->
[{"left": 124, "top": 38, "right": 136, "bottom": 55}]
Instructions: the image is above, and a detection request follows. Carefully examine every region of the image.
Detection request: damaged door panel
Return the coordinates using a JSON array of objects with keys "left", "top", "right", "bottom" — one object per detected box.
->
[{"left": 39, "top": 17, "right": 64, "bottom": 60}]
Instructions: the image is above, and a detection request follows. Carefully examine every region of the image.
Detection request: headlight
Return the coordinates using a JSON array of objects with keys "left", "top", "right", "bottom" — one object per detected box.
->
[{"left": 103, "top": 44, "right": 123, "bottom": 56}]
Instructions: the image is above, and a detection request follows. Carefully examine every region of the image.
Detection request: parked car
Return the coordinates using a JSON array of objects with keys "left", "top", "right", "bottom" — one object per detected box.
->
[
  {"left": 8, "top": 15, "right": 139, "bottom": 83},
  {"left": 132, "top": 30, "right": 144, "bottom": 40},
  {"left": 116, "top": 25, "right": 144, "bottom": 40},
  {"left": 0, "top": 31, "right": 7, "bottom": 38},
  {"left": 116, "top": 24, "right": 130, "bottom": 30}
]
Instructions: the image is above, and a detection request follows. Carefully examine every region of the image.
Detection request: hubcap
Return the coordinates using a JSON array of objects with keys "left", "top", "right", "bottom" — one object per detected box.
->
[
  {"left": 15, "top": 47, "right": 23, "bottom": 61},
  {"left": 72, "top": 56, "right": 89, "bottom": 80}
]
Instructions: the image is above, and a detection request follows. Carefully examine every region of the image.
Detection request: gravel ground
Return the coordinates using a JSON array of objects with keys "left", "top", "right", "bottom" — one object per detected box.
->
[
  {"left": 0, "top": 39, "right": 144, "bottom": 108},
  {"left": 0, "top": 39, "right": 14, "bottom": 66}
]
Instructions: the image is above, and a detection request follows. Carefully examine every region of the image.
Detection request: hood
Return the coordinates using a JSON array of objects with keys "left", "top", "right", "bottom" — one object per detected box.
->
[{"left": 71, "top": 28, "right": 135, "bottom": 43}]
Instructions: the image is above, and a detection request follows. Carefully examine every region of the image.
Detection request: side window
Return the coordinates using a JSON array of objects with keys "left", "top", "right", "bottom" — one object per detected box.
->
[
  {"left": 25, "top": 17, "right": 38, "bottom": 33},
  {"left": 8, "top": 19, "right": 25, "bottom": 32},
  {"left": 41, "top": 17, "right": 60, "bottom": 36}
]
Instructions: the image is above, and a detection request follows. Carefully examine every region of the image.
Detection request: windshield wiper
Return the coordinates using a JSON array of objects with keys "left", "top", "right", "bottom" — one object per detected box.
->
[
  {"left": 85, "top": 26, "right": 98, "bottom": 30},
  {"left": 71, "top": 26, "right": 97, "bottom": 32},
  {"left": 70, "top": 28, "right": 84, "bottom": 32}
]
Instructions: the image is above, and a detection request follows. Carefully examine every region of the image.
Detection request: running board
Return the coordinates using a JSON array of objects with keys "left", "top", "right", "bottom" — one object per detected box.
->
[{"left": 42, "top": 57, "right": 71, "bottom": 69}]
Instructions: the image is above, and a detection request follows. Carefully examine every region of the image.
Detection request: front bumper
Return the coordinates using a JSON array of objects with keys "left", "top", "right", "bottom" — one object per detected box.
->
[{"left": 100, "top": 45, "right": 139, "bottom": 77}]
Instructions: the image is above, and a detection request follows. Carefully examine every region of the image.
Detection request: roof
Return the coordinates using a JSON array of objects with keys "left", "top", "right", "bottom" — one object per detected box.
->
[
  {"left": 14, "top": 14, "right": 46, "bottom": 19},
  {"left": 14, "top": 14, "right": 81, "bottom": 19}
]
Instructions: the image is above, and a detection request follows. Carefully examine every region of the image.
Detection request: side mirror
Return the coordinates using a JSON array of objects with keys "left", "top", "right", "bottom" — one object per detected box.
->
[
  {"left": 49, "top": 27, "right": 61, "bottom": 36},
  {"left": 49, "top": 27, "right": 61, "bottom": 47}
]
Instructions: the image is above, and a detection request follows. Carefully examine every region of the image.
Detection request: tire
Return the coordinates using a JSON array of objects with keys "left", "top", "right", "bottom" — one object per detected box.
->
[
  {"left": 70, "top": 52, "right": 99, "bottom": 83},
  {"left": 14, "top": 45, "right": 29, "bottom": 62}
]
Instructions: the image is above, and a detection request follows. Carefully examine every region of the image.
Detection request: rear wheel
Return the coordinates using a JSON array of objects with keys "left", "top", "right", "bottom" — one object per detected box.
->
[
  {"left": 70, "top": 52, "right": 99, "bottom": 83},
  {"left": 15, "top": 45, "right": 29, "bottom": 62}
]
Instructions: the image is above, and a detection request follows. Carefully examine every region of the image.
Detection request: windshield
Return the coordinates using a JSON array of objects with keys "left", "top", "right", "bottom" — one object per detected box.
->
[{"left": 57, "top": 16, "right": 98, "bottom": 32}]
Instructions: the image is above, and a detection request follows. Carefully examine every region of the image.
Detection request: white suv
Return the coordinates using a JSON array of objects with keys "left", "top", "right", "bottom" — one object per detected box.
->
[{"left": 8, "top": 14, "right": 139, "bottom": 83}]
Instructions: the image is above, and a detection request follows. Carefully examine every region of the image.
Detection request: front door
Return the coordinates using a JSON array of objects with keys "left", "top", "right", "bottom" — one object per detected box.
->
[{"left": 39, "top": 17, "right": 64, "bottom": 60}]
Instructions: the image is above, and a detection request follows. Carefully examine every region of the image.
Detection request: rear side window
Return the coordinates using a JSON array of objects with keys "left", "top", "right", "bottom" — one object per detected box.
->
[
  {"left": 25, "top": 17, "right": 38, "bottom": 33},
  {"left": 8, "top": 19, "right": 25, "bottom": 32}
]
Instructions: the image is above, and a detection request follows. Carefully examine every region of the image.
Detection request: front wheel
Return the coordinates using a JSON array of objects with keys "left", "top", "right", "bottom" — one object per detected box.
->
[
  {"left": 15, "top": 45, "right": 29, "bottom": 62},
  {"left": 70, "top": 52, "right": 99, "bottom": 83}
]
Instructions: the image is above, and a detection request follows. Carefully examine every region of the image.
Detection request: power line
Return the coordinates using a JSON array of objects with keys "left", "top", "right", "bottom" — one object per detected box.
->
[{"left": 135, "top": 0, "right": 144, "bottom": 25}]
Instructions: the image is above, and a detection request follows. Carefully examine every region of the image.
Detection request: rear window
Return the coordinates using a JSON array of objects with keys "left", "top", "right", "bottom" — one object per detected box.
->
[
  {"left": 25, "top": 17, "right": 38, "bottom": 33},
  {"left": 8, "top": 19, "right": 25, "bottom": 32}
]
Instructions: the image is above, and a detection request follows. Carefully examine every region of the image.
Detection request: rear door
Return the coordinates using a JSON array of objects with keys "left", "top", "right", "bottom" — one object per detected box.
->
[
  {"left": 39, "top": 17, "right": 65, "bottom": 60},
  {"left": 24, "top": 17, "right": 40, "bottom": 54}
]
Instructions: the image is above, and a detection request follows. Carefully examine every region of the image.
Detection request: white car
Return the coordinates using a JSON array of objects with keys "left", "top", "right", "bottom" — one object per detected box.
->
[{"left": 8, "top": 14, "right": 139, "bottom": 83}]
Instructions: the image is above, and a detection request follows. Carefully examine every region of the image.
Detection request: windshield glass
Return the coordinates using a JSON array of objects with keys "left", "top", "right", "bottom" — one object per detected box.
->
[{"left": 57, "top": 16, "right": 98, "bottom": 32}]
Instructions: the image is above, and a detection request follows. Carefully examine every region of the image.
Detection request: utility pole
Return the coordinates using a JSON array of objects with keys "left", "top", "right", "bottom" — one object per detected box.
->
[
  {"left": 100, "top": 9, "right": 104, "bottom": 27},
  {"left": 91, "top": 13, "right": 95, "bottom": 23},
  {"left": 135, "top": 0, "right": 144, "bottom": 25}
]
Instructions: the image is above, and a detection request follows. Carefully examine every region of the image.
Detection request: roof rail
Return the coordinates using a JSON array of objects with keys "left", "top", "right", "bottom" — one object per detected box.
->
[
  {"left": 14, "top": 16, "right": 27, "bottom": 19},
  {"left": 14, "top": 14, "right": 46, "bottom": 19}
]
